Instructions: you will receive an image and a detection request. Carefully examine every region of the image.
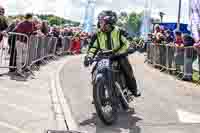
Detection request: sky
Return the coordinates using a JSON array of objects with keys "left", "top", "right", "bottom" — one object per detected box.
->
[{"left": 0, "top": 0, "right": 190, "bottom": 24}]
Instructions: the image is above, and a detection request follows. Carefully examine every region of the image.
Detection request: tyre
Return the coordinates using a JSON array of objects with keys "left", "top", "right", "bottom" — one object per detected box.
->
[
  {"left": 93, "top": 76, "right": 118, "bottom": 125},
  {"left": 119, "top": 95, "right": 129, "bottom": 111}
]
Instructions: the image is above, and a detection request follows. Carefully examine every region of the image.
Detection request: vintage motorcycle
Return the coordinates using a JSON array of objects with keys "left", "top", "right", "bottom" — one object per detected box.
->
[{"left": 89, "top": 48, "right": 136, "bottom": 125}]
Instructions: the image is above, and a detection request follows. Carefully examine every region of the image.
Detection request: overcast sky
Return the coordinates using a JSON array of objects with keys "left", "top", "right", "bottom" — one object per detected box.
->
[{"left": 0, "top": 0, "right": 190, "bottom": 23}]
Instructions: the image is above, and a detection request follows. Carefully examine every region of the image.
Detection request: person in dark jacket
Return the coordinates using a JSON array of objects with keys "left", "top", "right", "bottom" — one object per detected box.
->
[
  {"left": 7, "top": 19, "right": 20, "bottom": 54},
  {"left": 13, "top": 13, "right": 36, "bottom": 36},
  {"left": 0, "top": 6, "right": 8, "bottom": 43},
  {"left": 41, "top": 20, "right": 49, "bottom": 36},
  {"left": 181, "top": 34, "right": 195, "bottom": 81},
  {"left": 165, "top": 30, "right": 174, "bottom": 43},
  {"left": 182, "top": 34, "right": 195, "bottom": 47}
]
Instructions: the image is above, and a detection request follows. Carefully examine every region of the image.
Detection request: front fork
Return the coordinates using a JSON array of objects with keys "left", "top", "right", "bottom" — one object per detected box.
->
[{"left": 106, "top": 70, "right": 121, "bottom": 108}]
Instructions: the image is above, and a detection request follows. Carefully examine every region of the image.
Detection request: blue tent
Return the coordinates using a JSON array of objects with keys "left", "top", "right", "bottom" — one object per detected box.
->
[{"left": 153, "top": 22, "right": 191, "bottom": 34}]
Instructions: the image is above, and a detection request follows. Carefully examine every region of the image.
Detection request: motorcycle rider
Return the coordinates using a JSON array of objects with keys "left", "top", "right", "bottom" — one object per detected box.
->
[{"left": 84, "top": 10, "right": 141, "bottom": 97}]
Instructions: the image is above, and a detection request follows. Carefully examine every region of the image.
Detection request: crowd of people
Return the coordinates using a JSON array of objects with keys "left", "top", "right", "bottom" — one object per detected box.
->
[
  {"left": 143, "top": 24, "right": 200, "bottom": 81},
  {"left": 0, "top": 6, "right": 91, "bottom": 74},
  {"left": 0, "top": 6, "right": 90, "bottom": 52},
  {"left": 145, "top": 24, "right": 195, "bottom": 47}
]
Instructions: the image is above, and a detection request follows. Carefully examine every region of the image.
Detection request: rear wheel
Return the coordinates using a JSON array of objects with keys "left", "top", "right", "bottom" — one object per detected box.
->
[{"left": 93, "top": 77, "right": 118, "bottom": 125}]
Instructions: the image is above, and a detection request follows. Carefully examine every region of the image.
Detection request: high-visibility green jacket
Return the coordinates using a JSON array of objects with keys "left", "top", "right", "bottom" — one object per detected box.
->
[{"left": 87, "top": 27, "right": 129, "bottom": 57}]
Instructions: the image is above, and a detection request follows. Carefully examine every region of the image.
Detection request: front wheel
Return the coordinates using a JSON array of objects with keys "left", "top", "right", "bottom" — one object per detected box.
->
[{"left": 93, "top": 76, "right": 118, "bottom": 125}]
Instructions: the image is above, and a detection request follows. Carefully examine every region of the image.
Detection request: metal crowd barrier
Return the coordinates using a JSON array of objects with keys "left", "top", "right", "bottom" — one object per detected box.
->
[
  {"left": 0, "top": 32, "right": 60, "bottom": 76},
  {"left": 27, "top": 35, "right": 58, "bottom": 67},
  {"left": 0, "top": 32, "right": 29, "bottom": 74},
  {"left": 0, "top": 33, "right": 85, "bottom": 76},
  {"left": 60, "top": 37, "right": 87, "bottom": 55},
  {"left": 0, "top": 36, "right": 10, "bottom": 68},
  {"left": 146, "top": 43, "right": 200, "bottom": 82},
  {"left": 60, "top": 36, "right": 73, "bottom": 55}
]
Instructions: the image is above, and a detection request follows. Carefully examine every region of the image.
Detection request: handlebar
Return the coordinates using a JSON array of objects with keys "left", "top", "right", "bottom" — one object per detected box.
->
[{"left": 90, "top": 48, "right": 135, "bottom": 63}]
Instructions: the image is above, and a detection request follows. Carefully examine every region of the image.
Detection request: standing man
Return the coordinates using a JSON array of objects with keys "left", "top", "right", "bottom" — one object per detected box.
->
[
  {"left": 9, "top": 13, "right": 36, "bottom": 73},
  {"left": 0, "top": 6, "right": 8, "bottom": 43}
]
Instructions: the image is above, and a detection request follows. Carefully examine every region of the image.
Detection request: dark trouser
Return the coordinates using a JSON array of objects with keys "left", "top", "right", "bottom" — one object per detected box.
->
[
  {"left": 118, "top": 57, "right": 138, "bottom": 94},
  {"left": 9, "top": 35, "right": 17, "bottom": 72}
]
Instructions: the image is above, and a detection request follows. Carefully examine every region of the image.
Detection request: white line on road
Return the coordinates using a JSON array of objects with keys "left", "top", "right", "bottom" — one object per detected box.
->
[
  {"left": 0, "top": 121, "right": 28, "bottom": 133},
  {"left": 55, "top": 56, "right": 79, "bottom": 131},
  {"left": 50, "top": 56, "right": 79, "bottom": 131},
  {"left": 177, "top": 109, "right": 200, "bottom": 123}
]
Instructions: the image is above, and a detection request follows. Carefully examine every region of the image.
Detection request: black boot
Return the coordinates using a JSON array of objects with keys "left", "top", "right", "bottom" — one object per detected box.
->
[{"left": 130, "top": 89, "right": 141, "bottom": 97}]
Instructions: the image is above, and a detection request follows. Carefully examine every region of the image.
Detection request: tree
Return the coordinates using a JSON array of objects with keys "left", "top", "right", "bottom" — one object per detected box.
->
[
  {"left": 117, "top": 11, "right": 129, "bottom": 29},
  {"left": 7, "top": 14, "right": 80, "bottom": 27},
  {"left": 127, "top": 11, "right": 142, "bottom": 33},
  {"left": 116, "top": 11, "right": 142, "bottom": 36},
  {"left": 49, "top": 16, "right": 61, "bottom": 26}
]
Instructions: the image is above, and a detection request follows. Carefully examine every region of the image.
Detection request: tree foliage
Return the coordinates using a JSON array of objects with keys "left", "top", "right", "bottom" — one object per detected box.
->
[
  {"left": 8, "top": 14, "right": 80, "bottom": 26},
  {"left": 117, "top": 11, "right": 142, "bottom": 36},
  {"left": 128, "top": 12, "right": 142, "bottom": 32}
]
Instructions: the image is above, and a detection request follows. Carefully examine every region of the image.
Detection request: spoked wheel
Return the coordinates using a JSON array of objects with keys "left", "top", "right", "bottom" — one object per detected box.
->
[{"left": 93, "top": 78, "right": 118, "bottom": 125}]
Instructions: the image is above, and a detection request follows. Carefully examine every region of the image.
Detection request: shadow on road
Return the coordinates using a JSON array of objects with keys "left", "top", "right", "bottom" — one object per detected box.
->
[{"left": 79, "top": 109, "right": 142, "bottom": 133}]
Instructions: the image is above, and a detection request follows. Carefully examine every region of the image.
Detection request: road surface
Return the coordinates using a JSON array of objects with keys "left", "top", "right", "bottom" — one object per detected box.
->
[{"left": 60, "top": 53, "right": 200, "bottom": 133}]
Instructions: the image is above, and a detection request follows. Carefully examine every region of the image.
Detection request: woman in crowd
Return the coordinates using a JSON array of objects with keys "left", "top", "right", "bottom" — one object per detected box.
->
[
  {"left": 70, "top": 34, "right": 81, "bottom": 54},
  {"left": 41, "top": 20, "right": 49, "bottom": 36},
  {"left": 164, "top": 30, "right": 174, "bottom": 43},
  {"left": 174, "top": 30, "right": 184, "bottom": 73},
  {"left": 174, "top": 30, "right": 184, "bottom": 47}
]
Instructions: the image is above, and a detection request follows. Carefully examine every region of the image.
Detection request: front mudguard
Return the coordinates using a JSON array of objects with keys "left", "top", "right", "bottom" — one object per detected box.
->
[{"left": 93, "top": 73, "right": 104, "bottom": 85}]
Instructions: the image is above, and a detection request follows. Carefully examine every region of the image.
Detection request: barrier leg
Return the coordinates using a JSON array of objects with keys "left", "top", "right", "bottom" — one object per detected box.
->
[{"left": 15, "top": 41, "right": 25, "bottom": 77}]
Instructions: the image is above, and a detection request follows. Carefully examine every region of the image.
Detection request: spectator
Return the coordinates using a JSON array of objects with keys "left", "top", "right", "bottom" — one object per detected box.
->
[
  {"left": 182, "top": 34, "right": 195, "bottom": 47},
  {"left": 41, "top": 21, "right": 49, "bottom": 36},
  {"left": 31, "top": 16, "right": 45, "bottom": 36},
  {"left": 7, "top": 19, "right": 20, "bottom": 54},
  {"left": 0, "top": 6, "right": 8, "bottom": 43},
  {"left": 153, "top": 24, "right": 160, "bottom": 35},
  {"left": 164, "top": 30, "right": 174, "bottom": 43},
  {"left": 32, "top": 16, "right": 40, "bottom": 26},
  {"left": 10, "top": 13, "right": 36, "bottom": 74},
  {"left": 160, "top": 26, "right": 165, "bottom": 35},
  {"left": 153, "top": 24, "right": 164, "bottom": 43},
  {"left": 33, "top": 20, "right": 46, "bottom": 36},
  {"left": 50, "top": 26, "right": 62, "bottom": 53},
  {"left": 13, "top": 13, "right": 36, "bottom": 36},
  {"left": 174, "top": 30, "right": 183, "bottom": 46},
  {"left": 174, "top": 30, "right": 184, "bottom": 73},
  {"left": 50, "top": 26, "right": 60, "bottom": 37},
  {"left": 182, "top": 34, "right": 195, "bottom": 81},
  {"left": 7, "top": 19, "right": 20, "bottom": 33},
  {"left": 70, "top": 34, "right": 81, "bottom": 54}
]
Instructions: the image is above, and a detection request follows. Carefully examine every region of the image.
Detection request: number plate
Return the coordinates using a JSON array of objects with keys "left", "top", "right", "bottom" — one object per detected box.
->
[{"left": 98, "top": 59, "right": 110, "bottom": 68}]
